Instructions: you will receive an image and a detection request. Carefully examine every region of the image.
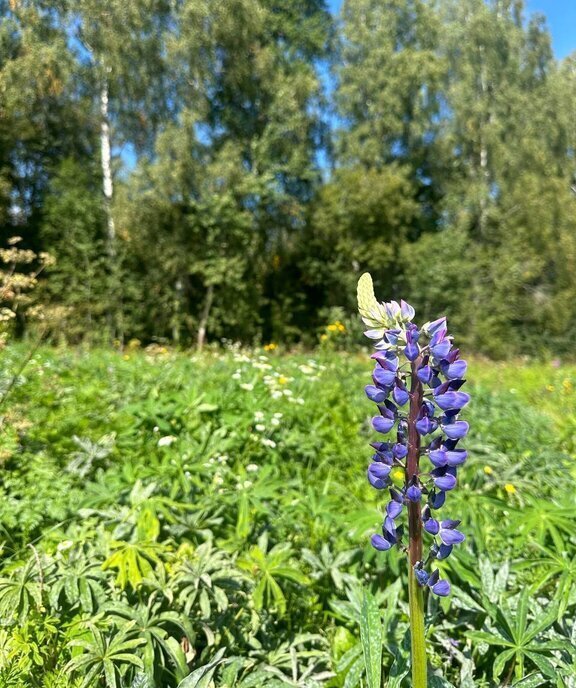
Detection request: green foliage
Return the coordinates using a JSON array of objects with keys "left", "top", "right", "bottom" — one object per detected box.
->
[
  {"left": 0, "top": 347, "right": 575, "bottom": 686},
  {"left": 1, "top": 0, "right": 575, "bottom": 354}
]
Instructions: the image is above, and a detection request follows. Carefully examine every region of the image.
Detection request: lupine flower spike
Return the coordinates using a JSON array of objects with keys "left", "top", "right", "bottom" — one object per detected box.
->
[{"left": 358, "top": 273, "right": 468, "bottom": 688}]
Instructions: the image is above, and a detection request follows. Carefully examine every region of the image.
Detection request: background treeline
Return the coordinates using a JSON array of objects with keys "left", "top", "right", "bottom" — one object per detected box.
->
[{"left": 1, "top": 0, "right": 576, "bottom": 356}]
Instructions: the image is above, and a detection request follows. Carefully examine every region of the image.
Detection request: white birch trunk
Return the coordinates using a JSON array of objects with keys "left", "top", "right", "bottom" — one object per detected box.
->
[
  {"left": 197, "top": 283, "right": 214, "bottom": 351},
  {"left": 100, "top": 79, "right": 116, "bottom": 255}
]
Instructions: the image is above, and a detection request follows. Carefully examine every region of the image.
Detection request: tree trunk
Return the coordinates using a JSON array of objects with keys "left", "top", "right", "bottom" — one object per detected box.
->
[
  {"left": 197, "top": 283, "right": 214, "bottom": 351},
  {"left": 100, "top": 79, "right": 116, "bottom": 255}
]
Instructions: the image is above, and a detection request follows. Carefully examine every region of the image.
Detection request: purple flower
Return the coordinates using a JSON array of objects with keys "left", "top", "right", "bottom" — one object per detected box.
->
[
  {"left": 404, "top": 326, "right": 420, "bottom": 361},
  {"left": 367, "top": 462, "right": 391, "bottom": 489},
  {"left": 359, "top": 276, "right": 468, "bottom": 600},
  {"left": 441, "top": 359, "right": 467, "bottom": 380},
  {"left": 365, "top": 385, "right": 388, "bottom": 403},
  {"left": 393, "top": 379, "right": 410, "bottom": 406},
  {"left": 406, "top": 477, "right": 422, "bottom": 502},
  {"left": 442, "top": 419, "right": 469, "bottom": 440},
  {"left": 371, "top": 533, "right": 393, "bottom": 551},
  {"left": 386, "top": 488, "right": 404, "bottom": 518},
  {"left": 429, "top": 489, "right": 446, "bottom": 509},
  {"left": 393, "top": 442, "right": 408, "bottom": 459},
  {"left": 439, "top": 520, "right": 465, "bottom": 545},
  {"left": 434, "top": 392, "right": 470, "bottom": 412},
  {"left": 422, "top": 506, "right": 440, "bottom": 535},
  {"left": 372, "top": 415, "right": 395, "bottom": 434},
  {"left": 427, "top": 569, "right": 450, "bottom": 596},
  {"left": 431, "top": 466, "right": 457, "bottom": 491}
]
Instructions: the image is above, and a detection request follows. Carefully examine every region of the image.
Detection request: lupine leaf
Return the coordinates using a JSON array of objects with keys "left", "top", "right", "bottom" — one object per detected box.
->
[{"left": 177, "top": 647, "right": 226, "bottom": 688}]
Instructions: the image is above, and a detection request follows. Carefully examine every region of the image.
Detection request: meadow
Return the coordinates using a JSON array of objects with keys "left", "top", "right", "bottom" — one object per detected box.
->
[{"left": 0, "top": 344, "right": 574, "bottom": 687}]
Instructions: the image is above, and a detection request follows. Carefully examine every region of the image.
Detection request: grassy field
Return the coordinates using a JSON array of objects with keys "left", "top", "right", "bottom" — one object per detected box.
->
[{"left": 0, "top": 345, "right": 574, "bottom": 687}]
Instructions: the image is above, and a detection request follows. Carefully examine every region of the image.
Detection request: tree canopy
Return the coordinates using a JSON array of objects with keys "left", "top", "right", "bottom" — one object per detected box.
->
[{"left": 1, "top": 0, "right": 575, "bottom": 355}]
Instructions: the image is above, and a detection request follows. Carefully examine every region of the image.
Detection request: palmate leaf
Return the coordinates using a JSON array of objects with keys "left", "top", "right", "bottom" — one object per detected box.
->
[
  {"left": 0, "top": 557, "right": 43, "bottom": 623},
  {"left": 102, "top": 540, "right": 166, "bottom": 590},
  {"left": 238, "top": 541, "right": 309, "bottom": 617},
  {"left": 66, "top": 622, "right": 145, "bottom": 688},
  {"left": 103, "top": 598, "right": 195, "bottom": 682}
]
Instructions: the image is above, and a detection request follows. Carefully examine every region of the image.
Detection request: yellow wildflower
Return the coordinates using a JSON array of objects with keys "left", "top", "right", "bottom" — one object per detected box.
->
[
  {"left": 504, "top": 483, "right": 516, "bottom": 495},
  {"left": 278, "top": 376, "right": 288, "bottom": 385},
  {"left": 483, "top": 466, "right": 493, "bottom": 475}
]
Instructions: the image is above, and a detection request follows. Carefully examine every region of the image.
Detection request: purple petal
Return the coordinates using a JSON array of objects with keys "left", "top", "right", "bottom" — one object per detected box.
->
[
  {"left": 417, "top": 365, "right": 432, "bottom": 384},
  {"left": 435, "top": 392, "right": 470, "bottom": 411},
  {"left": 365, "top": 385, "right": 387, "bottom": 403},
  {"left": 371, "top": 534, "right": 392, "bottom": 551},
  {"left": 440, "top": 528, "right": 465, "bottom": 545},
  {"left": 429, "top": 449, "right": 448, "bottom": 467},
  {"left": 416, "top": 417, "right": 434, "bottom": 435},
  {"left": 393, "top": 385, "right": 410, "bottom": 406},
  {"left": 445, "top": 449, "right": 467, "bottom": 466},
  {"left": 431, "top": 341, "right": 451, "bottom": 359},
  {"left": 373, "top": 367, "right": 396, "bottom": 387},
  {"left": 393, "top": 442, "right": 408, "bottom": 459},
  {"left": 400, "top": 299, "right": 415, "bottom": 321},
  {"left": 367, "top": 470, "right": 388, "bottom": 489},
  {"left": 442, "top": 360, "right": 467, "bottom": 379},
  {"left": 423, "top": 517, "right": 439, "bottom": 535},
  {"left": 404, "top": 342, "right": 419, "bottom": 361},
  {"left": 437, "top": 544, "right": 453, "bottom": 559},
  {"left": 429, "top": 490, "right": 446, "bottom": 509},
  {"left": 383, "top": 516, "right": 397, "bottom": 539},
  {"left": 424, "top": 317, "right": 447, "bottom": 336},
  {"left": 433, "top": 473, "right": 457, "bottom": 491},
  {"left": 442, "top": 420, "right": 469, "bottom": 440},
  {"left": 368, "top": 463, "right": 392, "bottom": 480},
  {"left": 371, "top": 352, "right": 397, "bottom": 370},
  {"left": 406, "top": 484, "right": 422, "bottom": 502},
  {"left": 372, "top": 416, "right": 395, "bottom": 434},
  {"left": 415, "top": 568, "right": 429, "bottom": 585},
  {"left": 386, "top": 500, "right": 403, "bottom": 519},
  {"left": 431, "top": 579, "right": 451, "bottom": 596}
]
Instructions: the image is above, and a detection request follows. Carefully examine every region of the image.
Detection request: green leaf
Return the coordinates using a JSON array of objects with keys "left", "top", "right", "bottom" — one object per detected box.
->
[
  {"left": 511, "top": 674, "right": 547, "bottom": 688},
  {"left": 359, "top": 589, "right": 382, "bottom": 688},
  {"left": 177, "top": 648, "right": 226, "bottom": 688},
  {"left": 493, "top": 648, "right": 516, "bottom": 679},
  {"left": 523, "top": 651, "right": 557, "bottom": 680},
  {"left": 467, "top": 631, "right": 514, "bottom": 648}
]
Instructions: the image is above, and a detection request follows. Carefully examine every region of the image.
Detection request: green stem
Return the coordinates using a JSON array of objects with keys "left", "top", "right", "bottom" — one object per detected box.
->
[
  {"left": 407, "top": 358, "right": 427, "bottom": 687},
  {"left": 408, "top": 562, "right": 427, "bottom": 688}
]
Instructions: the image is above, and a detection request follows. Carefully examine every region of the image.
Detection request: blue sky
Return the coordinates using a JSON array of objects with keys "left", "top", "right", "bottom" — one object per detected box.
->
[{"left": 328, "top": 0, "right": 576, "bottom": 59}]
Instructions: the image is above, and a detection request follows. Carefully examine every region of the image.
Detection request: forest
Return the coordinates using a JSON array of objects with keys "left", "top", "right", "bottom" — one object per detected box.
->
[{"left": 2, "top": 0, "right": 576, "bottom": 356}]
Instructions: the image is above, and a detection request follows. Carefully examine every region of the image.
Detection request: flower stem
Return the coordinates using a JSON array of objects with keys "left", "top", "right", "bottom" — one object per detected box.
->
[
  {"left": 407, "top": 359, "right": 427, "bottom": 687},
  {"left": 408, "top": 562, "right": 427, "bottom": 688}
]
